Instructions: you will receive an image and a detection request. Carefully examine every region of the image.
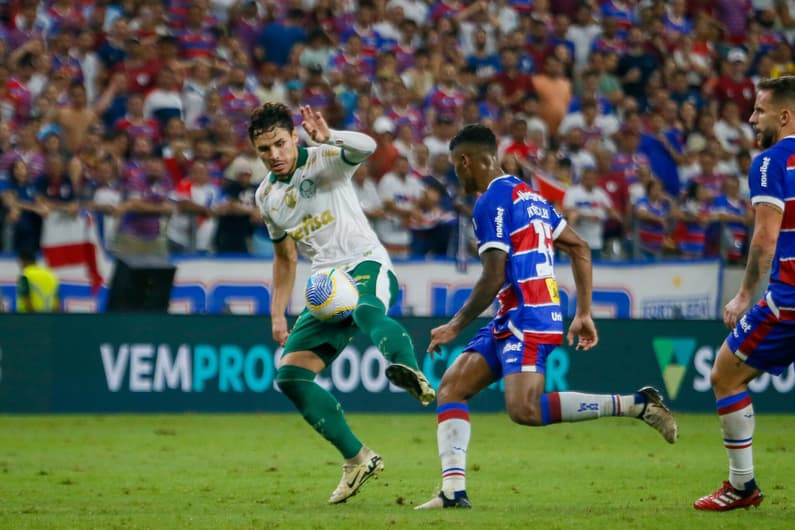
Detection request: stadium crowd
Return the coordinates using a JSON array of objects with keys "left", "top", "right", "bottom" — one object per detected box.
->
[{"left": 0, "top": 0, "right": 786, "bottom": 264}]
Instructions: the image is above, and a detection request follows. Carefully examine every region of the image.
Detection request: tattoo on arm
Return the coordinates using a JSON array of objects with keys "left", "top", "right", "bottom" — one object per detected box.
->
[{"left": 742, "top": 243, "right": 774, "bottom": 294}]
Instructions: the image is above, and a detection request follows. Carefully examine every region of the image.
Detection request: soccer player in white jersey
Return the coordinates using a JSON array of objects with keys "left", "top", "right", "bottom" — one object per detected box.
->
[
  {"left": 415, "top": 124, "right": 677, "bottom": 510},
  {"left": 694, "top": 76, "right": 795, "bottom": 511},
  {"left": 249, "top": 103, "right": 435, "bottom": 504}
]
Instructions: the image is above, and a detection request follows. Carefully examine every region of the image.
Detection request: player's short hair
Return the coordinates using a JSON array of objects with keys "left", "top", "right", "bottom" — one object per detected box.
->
[
  {"left": 248, "top": 102, "right": 294, "bottom": 143},
  {"left": 758, "top": 76, "right": 795, "bottom": 109},
  {"left": 449, "top": 124, "right": 498, "bottom": 154}
]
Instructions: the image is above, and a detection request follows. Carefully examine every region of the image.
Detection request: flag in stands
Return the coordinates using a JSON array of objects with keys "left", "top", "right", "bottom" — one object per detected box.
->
[
  {"left": 532, "top": 171, "right": 567, "bottom": 205},
  {"left": 40, "top": 211, "right": 109, "bottom": 294}
]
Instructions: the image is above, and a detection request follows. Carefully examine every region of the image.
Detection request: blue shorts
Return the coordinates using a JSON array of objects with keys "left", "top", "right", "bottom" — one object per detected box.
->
[
  {"left": 464, "top": 323, "right": 556, "bottom": 379},
  {"left": 726, "top": 296, "right": 795, "bottom": 376}
]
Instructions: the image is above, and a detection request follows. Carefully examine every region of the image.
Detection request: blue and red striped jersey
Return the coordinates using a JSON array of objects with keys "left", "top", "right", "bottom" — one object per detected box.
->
[
  {"left": 749, "top": 138, "right": 795, "bottom": 315},
  {"left": 472, "top": 175, "right": 567, "bottom": 346}
]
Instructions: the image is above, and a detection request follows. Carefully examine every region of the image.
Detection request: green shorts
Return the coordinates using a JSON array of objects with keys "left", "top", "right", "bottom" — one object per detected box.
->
[{"left": 282, "top": 260, "right": 399, "bottom": 365}]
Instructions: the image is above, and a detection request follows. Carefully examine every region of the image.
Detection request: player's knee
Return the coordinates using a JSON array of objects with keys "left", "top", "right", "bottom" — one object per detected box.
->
[{"left": 351, "top": 298, "right": 384, "bottom": 330}]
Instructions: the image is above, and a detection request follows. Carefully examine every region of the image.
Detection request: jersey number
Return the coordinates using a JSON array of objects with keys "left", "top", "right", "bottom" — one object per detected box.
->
[{"left": 531, "top": 220, "right": 554, "bottom": 277}]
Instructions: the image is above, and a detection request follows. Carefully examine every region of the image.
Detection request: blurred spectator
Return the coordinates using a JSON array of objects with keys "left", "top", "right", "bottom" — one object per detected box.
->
[
  {"left": 401, "top": 48, "right": 435, "bottom": 104},
  {"left": 144, "top": 68, "right": 184, "bottom": 131},
  {"left": 567, "top": 4, "right": 602, "bottom": 72},
  {"left": 116, "top": 35, "right": 159, "bottom": 94},
  {"left": 48, "top": 81, "right": 100, "bottom": 154},
  {"left": 424, "top": 62, "right": 466, "bottom": 125},
  {"left": 115, "top": 92, "right": 161, "bottom": 144},
  {"left": 466, "top": 26, "right": 501, "bottom": 83},
  {"left": 369, "top": 116, "right": 399, "bottom": 180},
  {"left": 558, "top": 97, "right": 620, "bottom": 145},
  {"left": 409, "top": 183, "right": 455, "bottom": 258},
  {"left": 674, "top": 180, "right": 714, "bottom": 259},
  {"left": 389, "top": 0, "right": 429, "bottom": 26},
  {"left": 177, "top": 4, "right": 217, "bottom": 59},
  {"left": 563, "top": 165, "right": 618, "bottom": 259},
  {"left": 83, "top": 154, "right": 123, "bottom": 248},
  {"left": 167, "top": 161, "right": 221, "bottom": 254},
  {"left": 115, "top": 145, "right": 172, "bottom": 258},
  {"left": 254, "top": 8, "right": 307, "bottom": 66},
  {"left": 615, "top": 27, "right": 659, "bottom": 111},
  {"left": 714, "top": 0, "right": 753, "bottom": 46},
  {"left": 214, "top": 168, "right": 258, "bottom": 254},
  {"left": 220, "top": 65, "right": 260, "bottom": 143},
  {"left": 299, "top": 29, "right": 334, "bottom": 73},
  {"left": 254, "top": 62, "right": 287, "bottom": 105},
  {"left": 224, "top": 142, "right": 267, "bottom": 184},
  {"left": 492, "top": 47, "right": 535, "bottom": 112},
  {"left": 533, "top": 54, "right": 572, "bottom": 140},
  {"left": 634, "top": 178, "right": 673, "bottom": 259},
  {"left": 498, "top": 117, "right": 540, "bottom": 167},
  {"left": 713, "top": 99, "right": 755, "bottom": 155},
  {"left": 557, "top": 127, "right": 597, "bottom": 182},
  {"left": 690, "top": 148, "right": 728, "bottom": 200},
  {"left": 711, "top": 174, "right": 753, "bottom": 264},
  {"left": 423, "top": 116, "right": 457, "bottom": 158},
  {"left": 612, "top": 125, "right": 651, "bottom": 189},
  {"left": 704, "top": 49, "right": 755, "bottom": 119},
  {"left": 38, "top": 153, "right": 78, "bottom": 217},
  {"left": 352, "top": 164, "right": 385, "bottom": 229},
  {"left": 3, "top": 159, "right": 47, "bottom": 253},
  {"left": 182, "top": 60, "right": 216, "bottom": 130},
  {"left": 376, "top": 155, "right": 425, "bottom": 258},
  {"left": 0, "top": 123, "right": 46, "bottom": 179},
  {"left": 16, "top": 249, "right": 60, "bottom": 313}
]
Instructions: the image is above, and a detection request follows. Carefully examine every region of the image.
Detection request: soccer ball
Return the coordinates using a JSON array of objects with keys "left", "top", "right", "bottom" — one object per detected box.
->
[{"left": 304, "top": 268, "right": 359, "bottom": 322}]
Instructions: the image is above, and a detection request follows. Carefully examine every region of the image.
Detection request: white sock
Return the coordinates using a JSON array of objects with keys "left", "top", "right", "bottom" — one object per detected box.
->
[
  {"left": 437, "top": 403, "right": 470, "bottom": 497},
  {"left": 717, "top": 392, "right": 755, "bottom": 491},
  {"left": 541, "top": 392, "right": 644, "bottom": 424}
]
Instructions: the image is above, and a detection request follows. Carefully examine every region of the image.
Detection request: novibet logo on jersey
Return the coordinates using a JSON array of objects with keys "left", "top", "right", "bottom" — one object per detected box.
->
[{"left": 652, "top": 337, "right": 697, "bottom": 400}]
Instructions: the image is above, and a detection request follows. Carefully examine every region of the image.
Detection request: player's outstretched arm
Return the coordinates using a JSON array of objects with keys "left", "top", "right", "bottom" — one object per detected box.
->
[
  {"left": 554, "top": 225, "right": 598, "bottom": 350},
  {"left": 271, "top": 237, "right": 298, "bottom": 346},
  {"left": 300, "top": 105, "right": 375, "bottom": 164},
  {"left": 428, "top": 249, "right": 506, "bottom": 355}
]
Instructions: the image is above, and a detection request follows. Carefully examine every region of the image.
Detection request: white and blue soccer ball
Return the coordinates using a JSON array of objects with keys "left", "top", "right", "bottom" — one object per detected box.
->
[{"left": 304, "top": 268, "right": 359, "bottom": 322}]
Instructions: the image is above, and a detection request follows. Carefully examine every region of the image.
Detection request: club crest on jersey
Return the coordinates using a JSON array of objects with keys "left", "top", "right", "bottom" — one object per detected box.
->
[{"left": 300, "top": 179, "right": 316, "bottom": 198}]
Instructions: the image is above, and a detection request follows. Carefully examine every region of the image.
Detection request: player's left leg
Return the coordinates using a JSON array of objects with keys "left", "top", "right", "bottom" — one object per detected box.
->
[
  {"left": 500, "top": 338, "right": 677, "bottom": 442},
  {"left": 276, "top": 312, "right": 384, "bottom": 504},
  {"left": 350, "top": 260, "right": 435, "bottom": 405},
  {"left": 415, "top": 332, "right": 497, "bottom": 510},
  {"left": 694, "top": 339, "right": 764, "bottom": 511}
]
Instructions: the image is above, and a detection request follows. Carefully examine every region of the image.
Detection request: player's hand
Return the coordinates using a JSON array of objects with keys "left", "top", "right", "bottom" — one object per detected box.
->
[
  {"left": 300, "top": 105, "right": 331, "bottom": 143},
  {"left": 272, "top": 315, "right": 290, "bottom": 346},
  {"left": 427, "top": 323, "right": 459, "bottom": 359},
  {"left": 723, "top": 292, "right": 751, "bottom": 329},
  {"left": 566, "top": 314, "right": 599, "bottom": 351}
]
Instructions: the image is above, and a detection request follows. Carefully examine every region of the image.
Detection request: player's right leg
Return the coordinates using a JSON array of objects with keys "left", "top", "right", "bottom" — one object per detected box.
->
[
  {"left": 415, "top": 327, "right": 498, "bottom": 510},
  {"left": 275, "top": 311, "right": 384, "bottom": 504},
  {"left": 499, "top": 336, "right": 677, "bottom": 442},
  {"left": 350, "top": 260, "right": 435, "bottom": 405}
]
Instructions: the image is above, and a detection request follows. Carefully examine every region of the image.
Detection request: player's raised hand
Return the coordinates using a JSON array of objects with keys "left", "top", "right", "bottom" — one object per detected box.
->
[
  {"left": 427, "top": 323, "right": 460, "bottom": 358},
  {"left": 300, "top": 105, "right": 331, "bottom": 143},
  {"left": 566, "top": 314, "right": 599, "bottom": 351}
]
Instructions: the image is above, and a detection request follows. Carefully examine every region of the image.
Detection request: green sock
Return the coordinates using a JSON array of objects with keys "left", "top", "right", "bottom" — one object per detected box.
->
[
  {"left": 275, "top": 365, "right": 363, "bottom": 459},
  {"left": 353, "top": 295, "right": 420, "bottom": 370}
]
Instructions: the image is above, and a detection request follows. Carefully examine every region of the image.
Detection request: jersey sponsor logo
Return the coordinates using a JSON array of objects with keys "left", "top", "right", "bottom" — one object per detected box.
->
[
  {"left": 759, "top": 156, "right": 770, "bottom": 188},
  {"left": 502, "top": 341, "right": 523, "bottom": 353},
  {"left": 285, "top": 188, "right": 297, "bottom": 208},
  {"left": 288, "top": 210, "right": 335, "bottom": 241},
  {"left": 299, "top": 179, "right": 316, "bottom": 198},
  {"left": 495, "top": 207, "right": 505, "bottom": 238}
]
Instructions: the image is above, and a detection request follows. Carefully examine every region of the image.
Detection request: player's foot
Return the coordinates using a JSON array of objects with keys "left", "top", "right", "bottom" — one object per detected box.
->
[
  {"left": 693, "top": 481, "right": 764, "bottom": 511},
  {"left": 328, "top": 449, "right": 384, "bottom": 504},
  {"left": 414, "top": 491, "right": 472, "bottom": 510},
  {"left": 386, "top": 364, "right": 436, "bottom": 406},
  {"left": 637, "top": 386, "right": 678, "bottom": 443}
]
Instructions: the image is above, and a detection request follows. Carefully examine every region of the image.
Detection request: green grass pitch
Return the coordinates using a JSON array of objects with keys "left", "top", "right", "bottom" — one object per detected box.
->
[{"left": 1, "top": 413, "right": 794, "bottom": 529}]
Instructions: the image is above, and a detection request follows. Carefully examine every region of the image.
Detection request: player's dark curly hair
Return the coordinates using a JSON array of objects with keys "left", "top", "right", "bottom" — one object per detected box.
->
[
  {"left": 449, "top": 123, "right": 497, "bottom": 154},
  {"left": 248, "top": 102, "right": 294, "bottom": 143}
]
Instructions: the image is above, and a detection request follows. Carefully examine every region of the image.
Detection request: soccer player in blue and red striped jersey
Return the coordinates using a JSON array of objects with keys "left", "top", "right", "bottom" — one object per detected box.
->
[
  {"left": 694, "top": 76, "right": 795, "bottom": 512},
  {"left": 415, "top": 124, "right": 678, "bottom": 510}
]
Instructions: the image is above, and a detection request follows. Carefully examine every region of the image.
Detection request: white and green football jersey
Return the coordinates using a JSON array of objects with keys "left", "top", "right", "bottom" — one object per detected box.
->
[{"left": 255, "top": 145, "right": 391, "bottom": 272}]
